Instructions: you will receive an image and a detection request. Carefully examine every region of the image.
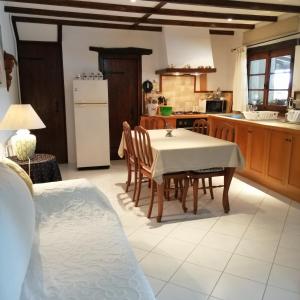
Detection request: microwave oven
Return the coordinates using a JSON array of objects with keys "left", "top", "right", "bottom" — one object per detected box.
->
[{"left": 199, "top": 100, "right": 227, "bottom": 113}]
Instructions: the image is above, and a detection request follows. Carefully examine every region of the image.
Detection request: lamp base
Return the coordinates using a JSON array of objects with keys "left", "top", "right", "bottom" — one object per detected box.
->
[{"left": 11, "top": 129, "right": 36, "bottom": 161}]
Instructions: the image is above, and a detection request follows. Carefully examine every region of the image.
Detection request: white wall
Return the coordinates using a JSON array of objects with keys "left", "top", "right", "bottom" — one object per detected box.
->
[
  {"left": 62, "top": 26, "right": 167, "bottom": 162},
  {"left": 16, "top": 23, "right": 242, "bottom": 163},
  {"left": 0, "top": 4, "right": 19, "bottom": 156},
  {"left": 208, "top": 31, "right": 244, "bottom": 91}
]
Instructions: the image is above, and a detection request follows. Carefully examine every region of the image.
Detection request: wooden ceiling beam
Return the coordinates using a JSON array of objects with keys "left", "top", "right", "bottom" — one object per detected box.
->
[
  {"left": 4, "top": 0, "right": 277, "bottom": 22},
  {"left": 5, "top": 7, "right": 255, "bottom": 29},
  {"left": 209, "top": 29, "right": 234, "bottom": 35},
  {"left": 133, "top": 1, "right": 167, "bottom": 27},
  {"left": 146, "top": 0, "right": 300, "bottom": 13},
  {"left": 147, "top": 18, "right": 254, "bottom": 29},
  {"left": 5, "top": 6, "right": 139, "bottom": 23},
  {"left": 11, "top": 16, "right": 163, "bottom": 32}
]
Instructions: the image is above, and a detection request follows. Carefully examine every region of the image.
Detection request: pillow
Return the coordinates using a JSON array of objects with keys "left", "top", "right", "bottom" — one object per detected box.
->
[
  {"left": 0, "top": 163, "right": 35, "bottom": 300},
  {"left": 0, "top": 157, "right": 33, "bottom": 194}
]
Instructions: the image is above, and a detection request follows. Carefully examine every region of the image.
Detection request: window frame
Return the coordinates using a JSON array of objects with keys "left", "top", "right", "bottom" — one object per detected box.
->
[{"left": 247, "top": 40, "right": 296, "bottom": 112}]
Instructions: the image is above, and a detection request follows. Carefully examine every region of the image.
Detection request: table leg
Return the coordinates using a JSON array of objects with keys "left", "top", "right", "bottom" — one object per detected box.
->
[
  {"left": 156, "top": 182, "right": 164, "bottom": 222},
  {"left": 223, "top": 167, "right": 236, "bottom": 213}
]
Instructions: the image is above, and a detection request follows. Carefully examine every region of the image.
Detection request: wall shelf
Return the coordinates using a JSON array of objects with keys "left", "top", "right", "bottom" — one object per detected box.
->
[{"left": 155, "top": 67, "right": 217, "bottom": 75}]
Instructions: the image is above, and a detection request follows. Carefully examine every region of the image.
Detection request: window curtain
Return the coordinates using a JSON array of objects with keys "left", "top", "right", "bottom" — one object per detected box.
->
[{"left": 232, "top": 46, "right": 248, "bottom": 112}]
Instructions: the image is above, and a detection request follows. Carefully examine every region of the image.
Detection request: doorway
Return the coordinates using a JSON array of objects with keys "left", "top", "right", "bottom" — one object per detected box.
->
[
  {"left": 91, "top": 47, "right": 152, "bottom": 160},
  {"left": 17, "top": 41, "right": 68, "bottom": 163}
]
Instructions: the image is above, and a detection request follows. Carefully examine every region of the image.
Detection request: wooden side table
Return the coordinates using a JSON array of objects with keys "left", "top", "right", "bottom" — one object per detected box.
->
[{"left": 9, "top": 154, "right": 62, "bottom": 184}]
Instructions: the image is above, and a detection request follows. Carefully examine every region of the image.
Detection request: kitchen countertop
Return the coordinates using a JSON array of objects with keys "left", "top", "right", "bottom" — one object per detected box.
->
[
  {"left": 141, "top": 114, "right": 209, "bottom": 119},
  {"left": 210, "top": 114, "right": 300, "bottom": 132}
]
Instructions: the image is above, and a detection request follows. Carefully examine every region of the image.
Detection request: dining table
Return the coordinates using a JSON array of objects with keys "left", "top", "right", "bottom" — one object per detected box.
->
[{"left": 118, "top": 128, "right": 244, "bottom": 222}]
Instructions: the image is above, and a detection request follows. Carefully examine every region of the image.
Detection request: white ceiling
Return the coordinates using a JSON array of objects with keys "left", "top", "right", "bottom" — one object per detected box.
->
[{"left": 5, "top": 0, "right": 300, "bottom": 30}]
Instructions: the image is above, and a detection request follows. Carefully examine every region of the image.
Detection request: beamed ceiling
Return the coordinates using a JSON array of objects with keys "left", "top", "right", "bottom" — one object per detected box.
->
[{"left": 3, "top": 0, "right": 300, "bottom": 33}]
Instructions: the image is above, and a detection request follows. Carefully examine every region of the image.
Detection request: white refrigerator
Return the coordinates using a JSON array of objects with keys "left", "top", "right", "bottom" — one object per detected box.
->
[{"left": 73, "top": 79, "right": 110, "bottom": 169}]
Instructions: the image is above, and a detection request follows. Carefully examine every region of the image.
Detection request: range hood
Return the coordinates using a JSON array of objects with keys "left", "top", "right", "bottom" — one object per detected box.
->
[{"left": 157, "top": 27, "right": 216, "bottom": 75}]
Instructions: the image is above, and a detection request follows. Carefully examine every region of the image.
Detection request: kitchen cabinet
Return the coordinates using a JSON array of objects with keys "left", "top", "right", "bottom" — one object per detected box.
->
[
  {"left": 209, "top": 115, "right": 300, "bottom": 202},
  {"left": 247, "top": 126, "right": 268, "bottom": 177},
  {"left": 140, "top": 114, "right": 208, "bottom": 129},
  {"left": 235, "top": 124, "right": 249, "bottom": 163},
  {"left": 266, "top": 130, "right": 291, "bottom": 186},
  {"left": 287, "top": 134, "right": 300, "bottom": 191}
]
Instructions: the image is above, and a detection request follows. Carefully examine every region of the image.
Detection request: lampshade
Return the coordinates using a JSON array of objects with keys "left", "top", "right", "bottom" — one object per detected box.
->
[{"left": 0, "top": 104, "right": 45, "bottom": 130}]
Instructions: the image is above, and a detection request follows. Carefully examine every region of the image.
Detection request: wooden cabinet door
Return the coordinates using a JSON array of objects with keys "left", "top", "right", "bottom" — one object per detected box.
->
[
  {"left": 235, "top": 124, "right": 249, "bottom": 164},
  {"left": 266, "top": 130, "right": 291, "bottom": 185},
  {"left": 287, "top": 134, "right": 300, "bottom": 190},
  {"left": 248, "top": 126, "right": 268, "bottom": 176}
]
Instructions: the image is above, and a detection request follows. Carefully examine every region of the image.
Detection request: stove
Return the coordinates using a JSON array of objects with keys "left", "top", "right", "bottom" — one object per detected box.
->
[{"left": 172, "top": 111, "right": 203, "bottom": 115}]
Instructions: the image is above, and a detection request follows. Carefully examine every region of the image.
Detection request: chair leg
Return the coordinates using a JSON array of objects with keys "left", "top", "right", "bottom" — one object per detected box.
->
[
  {"left": 148, "top": 179, "right": 151, "bottom": 189},
  {"left": 178, "top": 179, "right": 184, "bottom": 202},
  {"left": 166, "top": 178, "right": 171, "bottom": 201},
  {"left": 125, "top": 159, "right": 131, "bottom": 193},
  {"left": 147, "top": 180, "right": 156, "bottom": 218},
  {"left": 193, "top": 179, "right": 199, "bottom": 214},
  {"left": 174, "top": 179, "right": 179, "bottom": 199},
  {"left": 208, "top": 177, "right": 214, "bottom": 200},
  {"left": 181, "top": 177, "right": 189, "bottom": 213},
  {"left": 135, "top": 171, "right": 143, "bottom": 207},
  {"left": 132, "top": 167, "right": 138, "bottom": 203},
  {"left": 201, "top": 178, "right": 207, "bottom": 194}
]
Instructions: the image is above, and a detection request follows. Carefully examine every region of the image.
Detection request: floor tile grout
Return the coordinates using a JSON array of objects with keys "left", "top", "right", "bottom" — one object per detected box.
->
[{"left": 60, "top": 162, "right": 300, "bottom": 300}]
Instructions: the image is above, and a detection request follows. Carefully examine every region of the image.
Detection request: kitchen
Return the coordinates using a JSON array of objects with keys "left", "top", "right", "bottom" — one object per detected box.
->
[{"left": 1, "top": 1, "right": 300, "bottom": 299}]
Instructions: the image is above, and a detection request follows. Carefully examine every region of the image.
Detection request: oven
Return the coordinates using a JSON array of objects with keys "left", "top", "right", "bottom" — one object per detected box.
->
[{"left": 176, "top": 118, "right": 207, "bottom": 130}]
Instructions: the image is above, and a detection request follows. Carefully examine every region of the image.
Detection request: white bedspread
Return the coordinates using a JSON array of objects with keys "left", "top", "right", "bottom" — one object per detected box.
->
[{"left": 21, "top": 179, "right": 155, "bottom": 300}]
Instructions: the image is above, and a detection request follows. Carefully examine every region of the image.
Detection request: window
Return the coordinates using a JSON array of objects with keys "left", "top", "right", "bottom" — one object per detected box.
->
[{"left": 248, "top": 44, "right": 295, "bottom": 111}]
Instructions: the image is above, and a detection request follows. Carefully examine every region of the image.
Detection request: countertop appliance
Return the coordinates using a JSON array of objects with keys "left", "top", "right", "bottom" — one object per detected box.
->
[
  {"left": 73, "top": 79, "right": 110, "bottom": 169},
  {"left": 199, "top": 99, "right": 227, "bottom": 113}
]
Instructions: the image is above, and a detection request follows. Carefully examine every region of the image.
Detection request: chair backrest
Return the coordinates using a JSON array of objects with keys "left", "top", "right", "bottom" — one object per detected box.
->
[
  {"left": 193, "top": 119, "right": 209, "bottom": 135},
  {"left": 144, "top": 117, "right": 167, "bottom": 130},
  {"left": 122, "top": 121, "right": 136, "bottom": 163},
  {"left": 212, "top": 123, "right": 235, "bottom": 142},
  {"left": 134, "top": 125, "right": 153, "bottom": 169}
]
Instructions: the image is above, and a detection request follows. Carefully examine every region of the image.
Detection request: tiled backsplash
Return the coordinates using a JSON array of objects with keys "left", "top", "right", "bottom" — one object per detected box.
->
[
  {"left": 161, "top": 76, "right": 200, "bottom": 111},
  {"left": 159, "top": 75, "right": 232, "bottom": 112},
  {"left": 144, "top": 76, "right": 232, "bottom": 113}
]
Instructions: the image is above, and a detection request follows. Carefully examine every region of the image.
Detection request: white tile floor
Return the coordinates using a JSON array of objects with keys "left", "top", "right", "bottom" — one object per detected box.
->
[{"left": 60, "top": 161, "right": 300, "bottom": 300}]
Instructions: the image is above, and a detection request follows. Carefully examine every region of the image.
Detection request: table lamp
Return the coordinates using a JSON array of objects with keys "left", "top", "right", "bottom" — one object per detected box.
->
[{"left": 0, "top": 104, "right": 46, "bottom": 160}]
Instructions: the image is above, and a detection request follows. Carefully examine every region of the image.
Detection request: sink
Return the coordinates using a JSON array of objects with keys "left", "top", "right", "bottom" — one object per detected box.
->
[
  {"left": 242, "top": 111, "right": 279, "bottom": 120},
  {"left": 222, "top": 114, "right": 244, "bottom": 119}
]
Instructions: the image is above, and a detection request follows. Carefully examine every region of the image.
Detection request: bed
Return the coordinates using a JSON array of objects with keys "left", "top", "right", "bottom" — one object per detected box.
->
[{"left": 0, "top": 163, "right": 155, "bottom": 300}]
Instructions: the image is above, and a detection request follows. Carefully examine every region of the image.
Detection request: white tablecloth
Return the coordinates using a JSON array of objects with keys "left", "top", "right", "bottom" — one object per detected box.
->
[{"left": 119, "top": 129, "right": 244, "bottom": 183}]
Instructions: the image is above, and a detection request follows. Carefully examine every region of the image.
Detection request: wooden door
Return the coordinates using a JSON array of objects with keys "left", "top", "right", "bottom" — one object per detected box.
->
[
  {"left": 102, "top": 55, "right": 141, "bottom": 159},
  {"left": 247, "top": 126, "right": 268, "bottom": 176},
  {"left": 18, "top": 42, "right": 68, "bottom": 163},
  {"left": 287, "top": 134, "right": 300, "bottom": 190}
]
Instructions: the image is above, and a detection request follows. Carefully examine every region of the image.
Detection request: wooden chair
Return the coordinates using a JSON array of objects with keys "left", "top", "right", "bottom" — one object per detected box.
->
[
  {"left": 122, "top": 121, "right": 138, "bottom": 202},
  {"left": 144, "top": 117, "right": 167, "bottom": 130},
  {"left": 192, "top": 119, "right": 210, "bottom": 135},
  {"left": 134, "top": 125, "right": 188, "bottom": 218},
  {"left": 191, "top": 119, "right": 210, "bottom": 194},
  {"left": 182, "top": 123, "right": 235, "bottom": 214}
]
